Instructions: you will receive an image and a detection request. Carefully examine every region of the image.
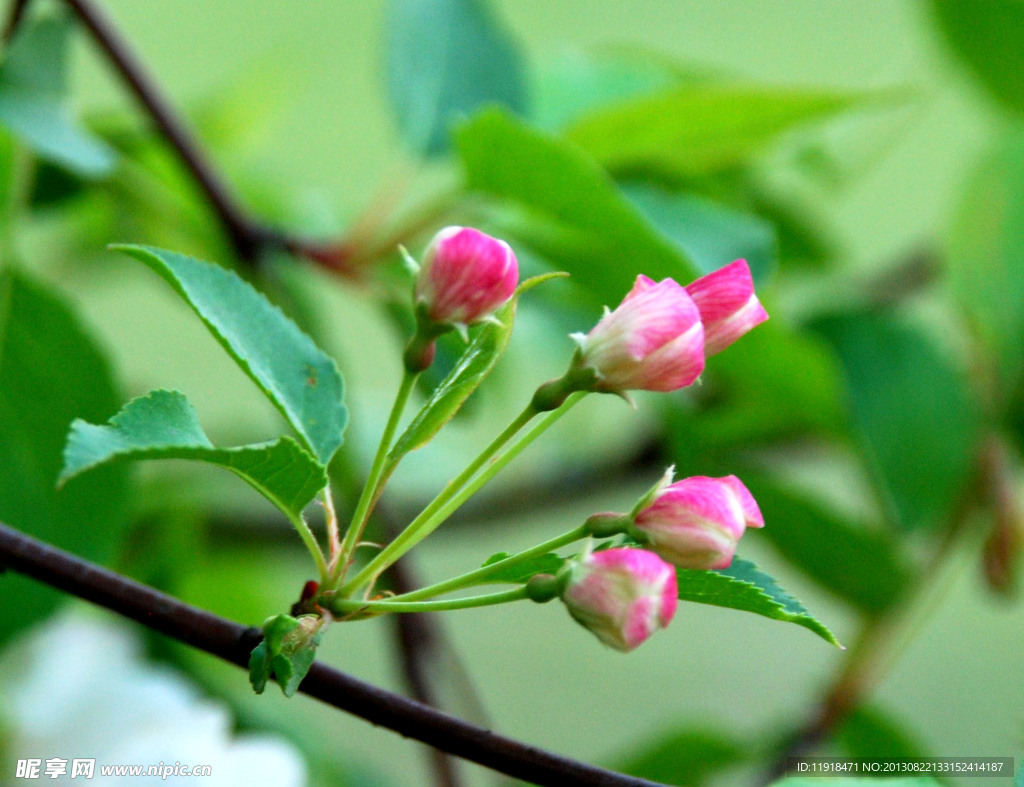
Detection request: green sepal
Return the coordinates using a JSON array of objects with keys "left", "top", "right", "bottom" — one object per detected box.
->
[
  {"left": 627, "top": 465, "right": 675, "bottom": 518},
  {"left": 389, "top": 297, "right": 516, "bottom": 460},
  {"left": 248, "top": 614, "right": 323, "bottom": 697}
]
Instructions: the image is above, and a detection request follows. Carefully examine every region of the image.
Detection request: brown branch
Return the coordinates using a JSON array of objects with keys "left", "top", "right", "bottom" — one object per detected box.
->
[
  {"left": 59, "top": 0, "right": 283, "bottom": 265},
  {"left": 0, "top": 520, "right": 665, "bottom": 787},
  {"left": 56, "top": 0, "right": 451, "bottom": 275}
]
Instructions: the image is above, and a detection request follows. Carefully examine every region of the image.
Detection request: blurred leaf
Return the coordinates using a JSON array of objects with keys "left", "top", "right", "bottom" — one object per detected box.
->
[
  {"left": 622, "top": 182, "right": 777, "bottom": 280},
  {"left": 614, "top": 726, "right": 746, "bottom": 786},
  {"left": 533, "top": 50, "right": 683, "bottom": 131},
  {"left": 477, "top": 551, "right": 564, "bottom": 584},
  {"left": 565, "top": 84, "right": 872, "bottom": 178},
  {"left": 456, "top": 108, "right": 698, "bottom": 306},
  {"left": 112, "top": 245, "right": 347, "bottom": 466},
  {"left": 667, "top": 320, "right": 845, "bottom": 462},
  {"left": 0, "top": 269, "right": 130, "bottom": 645},
  {"left": 743, "top": 477, "right": 913, "bottom": 615},
  {"left": 192, "top": 58, "right": 295, "bottom": 154},
  {"left": 835, "top": 706, "right": 930, "bottom": 759},
  {"left": 945, "top": 128, "right": 1024, "bottom": 397},
  {"left": 677, "top": 557, "right": 840, "bottom": 647},
  {"left": 750, "top": 187, "right": 837, "bottom": 270},
  {"left": 0, "top": 15, "right": 116, "bottom": 175},
  {"left": 813, "top": 310, "right": 981, "bottom": 532},
  {"left": 30, "top": 159, "right": 86, "bottom": 207},
  {"left": 385, "top": 0, "right": 526, "bottom": 155},
  {"left": 929, "top": 0, "right": 1024, "bottom": 113},
  {"left": 390, "top": 299, "right": 515, "bottom": 459},
  {"left": 61, "top": 389, "right": 327, "bottom": 520}
]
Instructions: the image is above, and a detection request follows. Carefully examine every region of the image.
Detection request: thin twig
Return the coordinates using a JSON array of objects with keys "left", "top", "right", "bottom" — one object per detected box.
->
[
  {"left": 57, "top": 0, "right": 458, "bottom": 275},
  {"left": 59, "top": 0, "right": 281, "bottom": 264},
  {"left": 0, "top": 520, "right": 665, "bottom": 787}
]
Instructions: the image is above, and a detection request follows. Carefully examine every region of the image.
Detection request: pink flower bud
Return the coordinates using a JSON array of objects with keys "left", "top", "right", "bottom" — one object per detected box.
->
[
  {"left": 634, "top": 475, "right": 764, "bottom": 570},
  {"left": 415, "top": 226, "right": 518, "bottom": 326},
  {"left": 684, "top": 260, "right": 768, "bottom": 356},
  {"left": 573, "top": 275, "right": 705, "bottom": 392},
  {"left": 561, "top": 547, "right": 678, "bottom": 651}
]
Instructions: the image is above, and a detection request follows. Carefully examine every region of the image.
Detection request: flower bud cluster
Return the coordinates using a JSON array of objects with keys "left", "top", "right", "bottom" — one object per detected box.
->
[
  {"left": 402, "top": 227, "right": 770, "bottom": 654},
  {"left": 559, "top": 473, "right": 763, "bottom": 651}
]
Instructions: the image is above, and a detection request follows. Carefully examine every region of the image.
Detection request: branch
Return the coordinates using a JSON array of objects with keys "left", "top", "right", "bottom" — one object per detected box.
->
[
  {"left": 59, "top": 0, "right": 283, "bottom": 264},
  {"left": 56, "top": 0, "right": 437, "bottom": 276},
  {"left": 0, "top": 521, "right": 665, "bottom": 787}
]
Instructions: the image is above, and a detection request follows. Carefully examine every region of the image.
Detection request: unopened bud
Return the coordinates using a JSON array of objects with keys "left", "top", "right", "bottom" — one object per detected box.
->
[
  {"left": 632, "top": 475, "right": 763, "bottom": 570},
  {"left": 415, "top": 226, "right": 518, "bottom": 327},
  {"left": 560, "top": 547, "right": 677, "bottom": 652}
]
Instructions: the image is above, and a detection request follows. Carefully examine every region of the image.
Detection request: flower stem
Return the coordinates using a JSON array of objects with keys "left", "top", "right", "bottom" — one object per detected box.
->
[
  {"left": 323, "top": 487, "right": 342, "bottom": 569},
  {"left": 337, "top": 392, "right": 587, "bottom": 598},
  {"left": 329, "top": 586, "right": 531, "bottom": 616},
  {"left": 394, "top": 524, "right": 590, "bottom": 603},
  {"left": 288, "top": 509, "right": 329, "bottom": 585},
  {"left": 420, "top": 393, "right": 587, "bottom": 539},
  {"left": 332, "top": 370, "right": 418, "bottom": 584}
]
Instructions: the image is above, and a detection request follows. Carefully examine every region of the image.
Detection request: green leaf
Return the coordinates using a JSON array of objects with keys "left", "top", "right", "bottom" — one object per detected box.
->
[
  {"left": 743, "top": 477, "right": 913, "bottom": 615},
  {"left": 385, "top": 0, "right": 526, "bottom": 155},
  {"left": 945, "top": 128, "right": 1024, "bottom": 397},
  {"left": 111, "top": 245, "right": 347, "bottom": 466},
  {"left": 564, "top": 84, "right": 872, "bottom": 178},
  {"left": 477, "top": 551, "right": 565, "bottom": 585},
  {"left": 622, "top": 183, "right": 777, "bottom": 281},
  {"left": 0, "top": 16, "right": 115, "bottom": 174},
  {"left": 676, "top": 557, "right": 840, "bottom": 647},
  {"left": 0, "top": 269, "right": 130, "bottom": 646},
  {"left": 813, "top": 310, "right": 981, "bottom": 532},
  {"left": 249, "top": 614, "right": 322, "bottom": 697},
  {"left": 835, "top": 706, "right": 930, "bottom": 760},
  {"left": 533, "top": 50, "right": 681, "bottom": 131},
  {"left": 929, "top": 0, "right": 1024, "bottom": 113},
  {"left": 456, "top": 108, "right": 699, "bottom": 307},
  {"left": 389, "top": 299, "right": 515, "bottom": 459},
  {"left": 61, "top": 389, "right": 327, "bottom": 520},
  {"left": 614, "top": 727, "right": 746, "bottom": 787}
]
